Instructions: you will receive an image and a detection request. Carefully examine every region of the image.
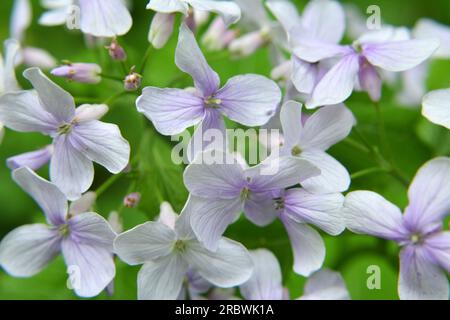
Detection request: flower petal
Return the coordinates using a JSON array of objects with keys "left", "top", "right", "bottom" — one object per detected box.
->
[
  {"left": 306, "top": 54, "right": 359, "bottom": 109},
  {"left": 38, "top": 8, "right": 68, "bottom": 26},
  {"left": 299, "top": 151, "right": 351, "bottom": 194},
  {"left": 284, "top": 188, "right": 345, "bottom": 235},
  {"left": 426, "top": 231, "right": 450, "bottom": 273},
  {"left": 413, "top": 18, "right": 450, "bottom": 58},
  {"left": 0, "top": 224, "right": 61, "bottom": 277},
  {"left": 148, "top": 12, "right": 175, "bottom": 49},
  {"left": 12, "top": 166, "right": 68, "bottom": 225},
  {"left": 138, "top": 254, "right": 188, "bottom": 300},
  {"left": 136, "top": 87, "right": 205, "bottom": 136},
  {"left": 187, "top": 0, "right": 241, "bottom": 26},
  {"left": 185, "top": 195, "right": 243, "bottom": 251},
  {"left": 244, "top": 191, "right": 278, "bottom": 227},
  {"left": 3, "top": 39, "right": 21, "bottom": 92},
  {"left": 300, "top": 104, "right": 355, "bottom": 150},
  {"left": 10, "top": 0, "right": 32, "bottom": 42},
  {"left": 362, "top": 39, "right": 439, "bottom": 72},
  {"left": 70, "top": 120, "right": 130, "bottom": 174},
  {"left": 266, "top": 0, "right": 300, "bottom": 34},
  {"left": 50, "top": 134, "right": 94, "bottom": 201},
  {"left": 176, "top": 23, "right": 220, "bottom": 97},
  {"left": 0, "top": 91, "right": 58, "bottom": 134},
  {"left": 422, "top": 88, "right": 450, "bottom": 129},
  {"left": 240, "top": 249, "right": 284, "bottom": 300},
  {"left": 184, "top": 238, "right": 253, "bottom": 287},
  {"left": 146, "top": 0, "right": 189, "bottom": 15},
  {"left": 78, "top": 0, "right": 132, "bottom": 37},
  {"left": 280, "top": 100, "right": 303, "bottom": 149},
  {"left": 399, "top": 245, "right": 449, "bottom": 300},
  {"left": 114, "top": 221, "right": 176, "bottom": 265},
  {"left": 7, "top": 145, "right": 53, "bottom": 171},
  {"left": 404, "top": 157, "right": 450, "bottom": 231},
  {"left": 23, "top": 67, "right": 75, "bottom": 122},
  {"left": 291, "top": 57, "right": 318, "bottom": 94},
  {"left": 343, "top": 191, "right": 408, "bottom": 241},
  {"left": 216, "top": 74, "right": 282, "bottom": 126},
  {"left": 301, "top": 0, "right": 345, "bottom": 43},
  {"left": 300, "top": 268, "right": 350, "bottom": 300},
  {"left": 281, "top": 216, "right": 325, "bottom": 276},
  {"left": 184, "top": 150, "right": 245, "bottom": 199}
]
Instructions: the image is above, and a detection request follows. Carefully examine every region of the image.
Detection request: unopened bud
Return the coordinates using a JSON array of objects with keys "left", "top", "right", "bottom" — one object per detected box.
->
[
  {"left": 229, "top": 29, "right": 269, "bottom": 57},
  {"left": 51, "top": 62, "right": 102, "bottom": 84},
  {"left": 0, "top": 123, "right": 4, "bottom": 145},
  {"left": 108, "top": 211, "right": 123, "bottom": 234},
  {"left": 202, "top": 17, "right": 238, "bottom": 51},
  {"left": 106, "top": 38, "right": 127, "bottom": 61},
  {"left": 148, "top": 12, "right": 175, "bottom": 49},
  {"left": 124, "top": 68, "right": 142, "bottom": 91},
  {"left": 123, "top": 192, "right": 141, "bottom": 208}
]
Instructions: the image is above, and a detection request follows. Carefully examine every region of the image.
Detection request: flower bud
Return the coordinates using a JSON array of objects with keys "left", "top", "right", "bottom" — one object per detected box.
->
[
  {"left": 108, "top": 211, "right": 123, "bottom": 234},
  {"left": 202, "top": 17, "right": 238, "bottom": 51},
  {"left": 0, "top": 123, "right": 4, "bottom": 145},
  {"left": 124, "top": 69, "right": 142, "bottom": 91},
  {"left": 148, "top": 12, "right": 175, "bottom": 49},
  {"left": 229, "top": 29, "right": 269, "bottom": 57},
  {"left": 359, "top": 57, "right": 381, "bottom": 102},
  {"left": 123, "top": 192, "right": 141, "bottom": 208},
  {"left": 7, "top": 145, "right": 54, "bottom": 171},
  {"left": 271, "top": 60, "right": 292, "bottom": 82},
  {"left": 51, "top": 62, "right": 102, "bottom": 84},
  {"left": 75, "top": 104, "right": 109, "bottom": 122},
  {"left": 21, "top": 47, "right": 57, "bottom": 69},
  {"left": 69, "top": 191, "right": 97, "bottom": 216},
  {"left": 106, "top": 38, "right": 127, "bottom": 61}
]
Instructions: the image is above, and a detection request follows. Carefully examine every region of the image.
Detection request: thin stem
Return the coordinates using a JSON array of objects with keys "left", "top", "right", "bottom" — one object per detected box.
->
[
  {"left": 351, "top": 167, "right": 386, "bottom": 180},
  {"left": 95, "top": 172, "right": 125, "bottom": 198},
  {"left": 102, "top": 91, "right": 128, "bottom": 105},
  {"left": 373, "top": 101, "right": 391, "bottom": 159},
  {"left": 100, "top": 73, "right": 124, "bottom": 82},
  {"left": 120, "top": 61, "right": 129, "bottom": 76},
  {"left": 139, "top": 45, "right": 153, "bottom": 74}
]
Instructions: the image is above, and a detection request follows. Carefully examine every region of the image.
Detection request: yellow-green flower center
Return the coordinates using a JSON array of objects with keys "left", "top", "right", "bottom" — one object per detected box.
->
[{"left": 291, "top": 145, "right": 302, "bottom": 156}]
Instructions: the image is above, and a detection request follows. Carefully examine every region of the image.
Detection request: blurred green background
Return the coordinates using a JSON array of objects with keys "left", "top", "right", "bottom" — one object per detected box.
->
[{"left": 0, "top": 0, "right": 449, "bottom": 300}]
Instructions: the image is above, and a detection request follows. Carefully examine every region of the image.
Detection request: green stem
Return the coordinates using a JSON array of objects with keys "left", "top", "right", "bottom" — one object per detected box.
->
[
  {"left": 100, "top": 73, "right": 124, "bottom": 82},
  {"left": 95, "top": 172, "right": 125, "bottom": 198},
  {"left": 139, "top": 45, "right": 153, "bottom": 74},
  {"left": 350, "top": 167, "right": 387, "bottom": 180},
  {"left": 102, "top": 91, "right": 128, "bottom": 105}
]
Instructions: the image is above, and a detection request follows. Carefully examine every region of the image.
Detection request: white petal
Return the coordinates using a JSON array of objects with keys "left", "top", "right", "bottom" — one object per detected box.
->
[
  {"left": 299, "top": 151, "right": 351, "bottom": 194},
  {"left": 282, "top": 216, "right": 325, "bottom": 276},
  {"left": 158, "top": 202, "right": 178, "bottom": 230},
  {"left": 38, "top": 8, "right": 68, "bottom": 26},
  {"left": 300, "top": 104, "right": 355, "bottom": 150},
  {"left": 280, "top": 100, "right": 303, "bottom": 148},
  {"left": 69, "top": 191, "right": 97, "bottom": 216},
  {"left": 301, "top": 268, "right": 350, "bottom": 300},
  {"left": 413, "top": 18, "right": 450, "bottom": 58},
  {"left": 114, "top": 221, "right": 176, "bottom": 265},
  {"left": 343, "top": 191, "right": 408, "bottom": 241},
  {"left": 0, "top": 91, "right": 58, "bottom": 134},
  {"left": 187, "top": 0, "right": 241, "bottom": 26},
  {"left": 13, "top": 167, "right": 68, "bottom": 225},
  {"left": 146, "top": 0, "right": 188, "bottom": 15},
  {"left": 75, "top": 104, "right": 109, "bottom": 122},
  {"left": 244, "top": 192, "right": 278, "bottom": 227},
  {"left": 138, "top": 254, "right": 188, "bottom": 300},
  {"left": 148, "top": 12, "right": 175, "bottom": 49},
  {"left": 399, "top": 246, "right": 449, "bottom": 300},
  {"left": 184, "top": 238, "right": 253, "bottom": 287},
  {"left": 301, "top": 0, "right": 345, "bottom": 43},
  {"left": 23, "top": 67, "right": 75, "bottom": 122},
  {"left": 176, "top": 23, "right": 220, "bottom": 97},
  {"left": 285, "top": 188, "right": 345, "bottom": 235},
  {"left": 3, "top": 39, "right": 21, "bottom": 92},
  {"left": 362, "top": 39, "right": 439, "bottom": 72},
  {"left": 187, "top": 195, "right": 243, "bottom": 251},
  {"left": 50, "top": 134, "right": 94, "bottom": 201},
  {"left": 422, "top": 88, "right": 450, "bottom": 129},
  {"left": 0, "top": 224, "right": 61, "bottom": 277},
  {"left": 306, "top": 54, "right": 359, "bottom": 109},
  {"left": 71, "top": 120, "right": 130, "bottom": 173},
  {"left": 404, "top": 157, "right": 450, "bottom": 231},
  {"left": 291, "top": 57, "right": 318, "bottom": 94},
  {"left": 136, "top": 87, "right": 205, "bottom": 136},
  {"left": 10, "top": 0, "right": 32, "bottom": 41},
  {"left": 21, "top": 46, "right": 57, "bottom": 69},
  {"left": 240, "top": 249, "right": 284, "bottom": 300},
  {"left": 266, "top": 0, "right": 300, "bottom": 35},
  {"left": 78, "top": 0, "right": 132, "bottom": 37},
  {"left": 216, "top": 74, "right": 282, "bottom": 127}
]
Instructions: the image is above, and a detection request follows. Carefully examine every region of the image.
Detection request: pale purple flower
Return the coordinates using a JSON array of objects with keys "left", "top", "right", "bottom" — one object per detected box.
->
[
  {"left": 114, "top": 200, "right": 253, "bottom": 300},
  {"left": 0, "top": 68, "right": 130, "bottom": 200},
  {"left": 51, "top": 63, "right": 102, "bottom": 84},
  {"left": 294, "top": 28, "right": 439, "bottom": 108},
  {"left": 343, "top": 157, "right": 450, "bottom": 299},
  {"left": 422, "top": 88, "right": 450, "bottom": 129},
  {"left": 278, "top": 101, "right": 354, "bottom": 193},
  {"left": 39, "top": 0, "right": 132, "bottom": 37},
  {"left": 147, "top": 0, "right": 241, "bottom": 49},
  {"left": 269, "top": 0, "right": 345, "bottom": 96},
  {"left": 0, "top": 167, "right": 116, "bottom": 297},
  {"left": 182, "top": 149, "right": 320, "bottom": 251},
  {"left": 137, "top": 24, "right": 281, "bottom": 160},
  {"left": 106, "top": 38, "right": 127, "bottom": 61},
  {"left": 240, "top": 249, "right": 350, "bottom": 300}
]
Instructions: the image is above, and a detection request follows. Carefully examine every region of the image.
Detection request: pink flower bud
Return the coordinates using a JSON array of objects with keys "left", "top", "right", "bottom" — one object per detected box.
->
[
  {"left": 124, "top": 70, "right": 142, "bottom": 91},
  {"left": 123, "top": 192, "right": 141, "bottom": 208},
  {"left": 229, "top": 30, "right": 269, "bottom": 57},
  {"left": 106, "top": 38, "right": 127, "bottom": 61},
  {"left": 202, "top": 17, "right": 238, "bottom": 51},
  {"left": 148, "top": 13, "right": 175, "bottom": 49},
  {"left": 51, "top": 62, "right": 102, "bottom": 84}
]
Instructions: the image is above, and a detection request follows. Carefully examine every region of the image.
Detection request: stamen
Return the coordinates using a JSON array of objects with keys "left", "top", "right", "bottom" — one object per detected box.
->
[
  {"left": 204, "top": 97, "right": 222, "bottom": 108},
  {"left": 291, "top": 145, "right": 302, "bottom": 156},
  {"left": 57, "top": 122, "right": 72, "bottom": 135},
  {"left": 174, "top": 240, "right": 186, "bottom": 252}
]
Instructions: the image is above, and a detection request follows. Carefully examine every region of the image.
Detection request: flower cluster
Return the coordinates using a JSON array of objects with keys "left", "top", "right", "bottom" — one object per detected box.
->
[{"left": 0, "top": 0, "right": 449, "bottom": 301}]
